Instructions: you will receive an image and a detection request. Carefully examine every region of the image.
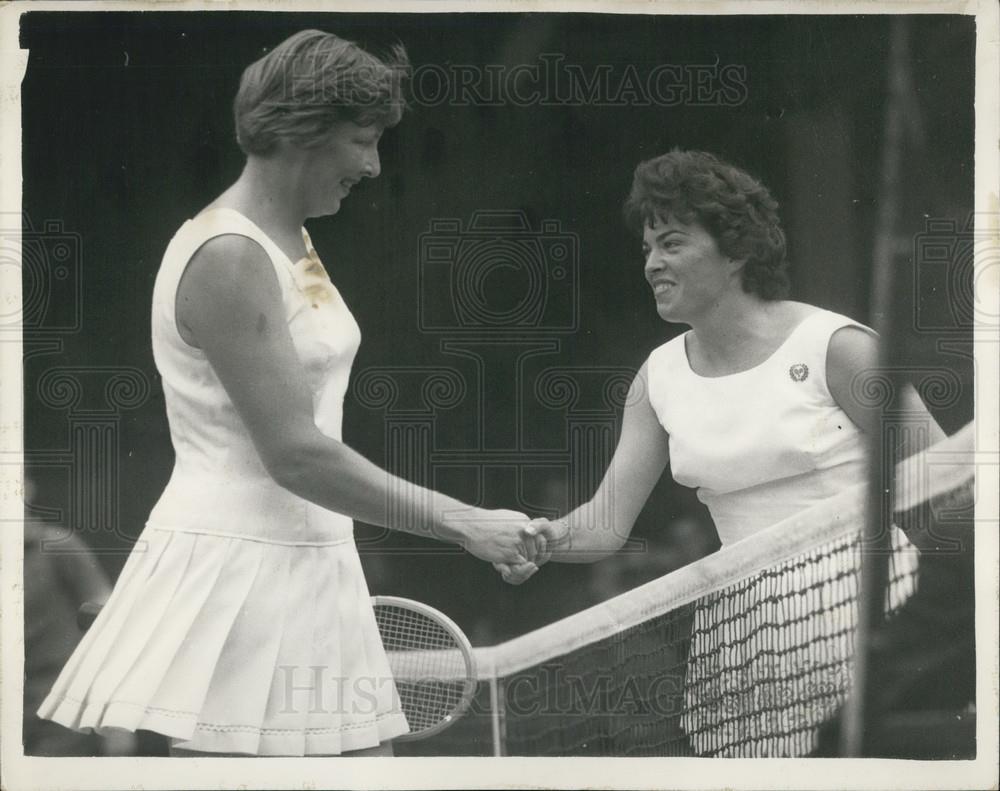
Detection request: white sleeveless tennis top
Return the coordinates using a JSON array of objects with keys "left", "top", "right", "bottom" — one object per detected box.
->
[
  {"left": 646, "top": 309, "right": 869, "bottom": 545},
  {"left": 147, "top": 208, "right": 362, "bottom": 544}
]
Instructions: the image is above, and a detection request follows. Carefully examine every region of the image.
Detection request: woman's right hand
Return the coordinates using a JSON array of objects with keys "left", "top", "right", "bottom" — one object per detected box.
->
[
  {"left": 494, "top": 518, "right": 569, "bottom": 584},
  {"left": 445, "top": 507, "right": 539, "bottom": 565}
]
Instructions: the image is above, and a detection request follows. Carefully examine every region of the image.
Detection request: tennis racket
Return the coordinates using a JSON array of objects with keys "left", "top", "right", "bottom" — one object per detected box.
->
[
  {"left": 371, "top": 595, "right": 477, "bottom": 741},
  {"left": 76, "top": 594, "right": 476, "bottom": 742}
]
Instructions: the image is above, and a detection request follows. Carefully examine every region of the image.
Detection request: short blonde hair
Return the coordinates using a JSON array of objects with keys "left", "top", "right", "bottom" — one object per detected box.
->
[{"left": 234, "top": 30, "right": 409, "bottom": 156}]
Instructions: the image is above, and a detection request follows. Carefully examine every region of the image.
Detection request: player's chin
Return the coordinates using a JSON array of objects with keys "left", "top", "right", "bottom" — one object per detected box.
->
[
  {"left": 654, "top": 293, "right": 693, "bottom": 325},
  {"left": 311, "top": 196, "right": 343, "bottom": 219},
  {"left": 655, "top": 302, "right": 680, "bottom": 324}
]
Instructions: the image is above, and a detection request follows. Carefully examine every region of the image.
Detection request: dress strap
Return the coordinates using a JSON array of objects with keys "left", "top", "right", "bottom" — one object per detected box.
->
[
  {"left": 796, "top": 308, "right": 873, "bottom": 341},
  {"left": 791, "top": 310, "right": 874, "bottom": 370},
  {"left": 777, "top": 309, "right": 873, "bottom": 400},
  {"left": 186, "top": 208, "right": 298, "bottom": 278},
  {"left": 644, "top": 333, "right": 690, "bottom": 432},
  {"left": 152, "top": 209, "right": 301, "bottom": 351}
]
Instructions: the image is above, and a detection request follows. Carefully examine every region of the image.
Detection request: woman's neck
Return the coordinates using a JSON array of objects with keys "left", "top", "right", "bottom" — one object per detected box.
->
[
  {"left": 687, "top": 293, "right": 783, "bottom": 369},
  {"left": 215, "top": 157, "right": 308, "bottom": 239}
]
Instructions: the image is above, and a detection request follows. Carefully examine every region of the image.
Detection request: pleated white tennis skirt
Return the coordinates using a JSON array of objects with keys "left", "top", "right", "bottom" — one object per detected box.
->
[{"left": 38, "top": 527, "right": 410, "bottom": 755}]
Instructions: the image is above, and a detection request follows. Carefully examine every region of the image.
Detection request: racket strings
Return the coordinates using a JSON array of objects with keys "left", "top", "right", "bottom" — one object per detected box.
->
[{"left": 375, "top": 603, "right": 474, "bottom": 733}]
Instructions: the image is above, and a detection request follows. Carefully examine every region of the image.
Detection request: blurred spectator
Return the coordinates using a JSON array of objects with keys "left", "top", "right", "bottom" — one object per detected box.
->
[{"left": 23, "top": 482, "right": 138, "bottom": 756}]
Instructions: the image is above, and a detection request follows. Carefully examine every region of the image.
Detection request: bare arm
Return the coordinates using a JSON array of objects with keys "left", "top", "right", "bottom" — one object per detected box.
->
[
  {"left": 827, "top": 326, "right": 952, "bottom": 554},
  {"left": 541, "top": 364, "right": 671, "bottom": 563},
  {"left": 505, "top": 327, "right": 947, "bottom": 580},
  {"left": 175, "top": 235, "right": 531, "bottom": 565},
  {"left": 826, "top": 326, "right": 946, "bottom": 455}
]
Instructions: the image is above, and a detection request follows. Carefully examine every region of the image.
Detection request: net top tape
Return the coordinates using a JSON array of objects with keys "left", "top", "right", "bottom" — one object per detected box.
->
[{"left": 472, "top": 423, "right": 976, "bottom": 680}]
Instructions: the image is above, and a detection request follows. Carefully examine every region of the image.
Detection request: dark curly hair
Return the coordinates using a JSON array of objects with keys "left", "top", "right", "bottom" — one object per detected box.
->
[{"left": 623, "top": 149, "right": 789, "bottom": 300}]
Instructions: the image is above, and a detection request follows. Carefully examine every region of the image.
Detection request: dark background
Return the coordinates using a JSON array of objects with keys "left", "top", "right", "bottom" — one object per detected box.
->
[{"left": 20, "top": 12, "right": 975, "bottom": 647}]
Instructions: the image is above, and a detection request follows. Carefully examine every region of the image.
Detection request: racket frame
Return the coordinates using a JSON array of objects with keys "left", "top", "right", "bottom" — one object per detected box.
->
[{"left": 371, "top": 595, "right": 478, "bottom": 742}]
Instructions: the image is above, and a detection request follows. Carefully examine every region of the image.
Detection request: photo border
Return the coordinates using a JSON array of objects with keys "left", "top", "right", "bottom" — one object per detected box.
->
[{"left": 1, "top": 1, "right": 996, "bottom": 789}]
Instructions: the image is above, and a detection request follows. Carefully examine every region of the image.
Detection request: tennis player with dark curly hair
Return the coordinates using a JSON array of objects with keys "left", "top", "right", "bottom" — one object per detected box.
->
[
  {"left": 510, "top": 147, "right": 943, "bottom": 561},
  {"left": 499, "top": 149, "right": 945, "bottom": 755}
]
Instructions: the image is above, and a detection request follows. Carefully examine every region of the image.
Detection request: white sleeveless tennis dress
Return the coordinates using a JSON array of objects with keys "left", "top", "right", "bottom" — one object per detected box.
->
[
  {"left": 646, "top": 308, "right": 917, "bottom": 756},
  {"left": 38, "top": 208, "right": 410, "bottom": 755}
]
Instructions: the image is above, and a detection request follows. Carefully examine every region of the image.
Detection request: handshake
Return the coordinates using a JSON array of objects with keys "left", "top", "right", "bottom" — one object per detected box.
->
[{"left": 448, "top": 508, "right": 571, "bottom": 586}]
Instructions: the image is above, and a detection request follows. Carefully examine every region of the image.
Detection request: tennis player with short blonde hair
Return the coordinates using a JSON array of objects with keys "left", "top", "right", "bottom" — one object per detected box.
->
[{"left": 38, "top": 29, "right": 549, "bottom": 758}]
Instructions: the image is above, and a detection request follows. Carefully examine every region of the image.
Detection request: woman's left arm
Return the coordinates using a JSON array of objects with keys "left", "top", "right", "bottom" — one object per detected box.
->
[{"left": 826, "top": 326, "right": 946, "bottom": 456}]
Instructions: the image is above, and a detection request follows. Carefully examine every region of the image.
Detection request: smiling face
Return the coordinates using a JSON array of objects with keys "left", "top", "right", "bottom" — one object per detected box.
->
[
  {"left": 642, "top": 215, "right": 742, "bottom": 324},
  {"left": 300, "top": 121, "right": 383, "bottom": 218}
]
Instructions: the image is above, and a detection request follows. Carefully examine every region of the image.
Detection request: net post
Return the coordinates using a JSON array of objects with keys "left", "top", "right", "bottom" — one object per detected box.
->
[
  {"left": 489, "top": 676, "right": 506, "bottom": 756},
  {"left": 840, "top": 15, "right": 912, "bottom": 758}
]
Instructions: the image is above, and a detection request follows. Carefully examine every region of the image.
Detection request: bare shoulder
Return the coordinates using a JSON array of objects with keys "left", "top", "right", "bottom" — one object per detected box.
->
[
  {"left": 178, "top": 234, "right": 282, "bottom": 314},
  {"left": 828, "top": 322, "right": 878, "bottom": 367},
  {"left": 826, "top": 324, "right": 878, "bottom": 409},
  {"left": 182, "top": 234, "right": 273, "bottom": 291},
  {"left": 176, "top": 234, "right": 282, "bottom": 343}
]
